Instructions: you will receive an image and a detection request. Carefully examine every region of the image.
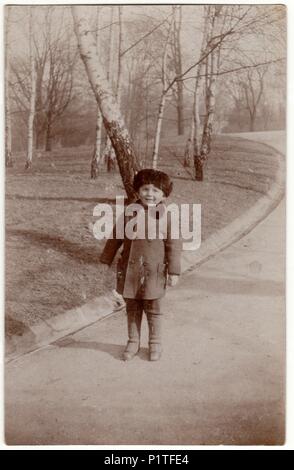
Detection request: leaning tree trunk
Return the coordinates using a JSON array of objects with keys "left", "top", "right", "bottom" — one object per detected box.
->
[
  {"left": 91, "top": 6, "right": 103, "bottom": 179},
  {"left": 25, "top": 7, "right": 36, "bottom": 170},
  {"left": 151, "top": 19, "right": 173, "bottom": 170},
  {"left": 5, "top": 6, "right": 13, "bottom": 168},
  {"left": 72, "top": 6, "right": 139, "bottom": 201}
]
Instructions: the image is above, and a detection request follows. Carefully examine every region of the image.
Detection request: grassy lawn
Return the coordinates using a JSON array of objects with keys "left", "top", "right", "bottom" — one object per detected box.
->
[{"left": 5, "top": 135, "right": 280, "bottom": 335}]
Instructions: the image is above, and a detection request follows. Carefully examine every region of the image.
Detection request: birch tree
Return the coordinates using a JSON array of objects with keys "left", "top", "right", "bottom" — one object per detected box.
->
[
  {"left": 103, "top": 6, "right": 116, "bottom": 172},
  {"left": 197, "top": 14, "right": 223, "bottom": 179},
  {"left": 171, "top": 6, "right": 184, "bottom": 135},
  {"left": 191, "top": 6, "right": 238, "bottom": 180},
  {"left": 191, "top": 5, "right": 283, "bottom": 180},
  {"left": 103, "top": 5, "right": 125, "bottom": 173},
  {"left": 10, "top": 7, "right": 76, "bottom": 152},
  {"left": 72, "top": 6, "right": 139, "bottom": 200},
  {"left": 107, "top": 6, "right": 124, "bottom": 172},
  {"left": 181, "top": 5, "right": 223, "bottom": 172},
  {"left": 116, "top": 6, "right": 123, "bottom": 104},
  {"left": 91, "top": 6, "right": 103, "bottom": 179},
  {"left": 5, "top": 6, "right": 13, "bottom": 167},
  {"left": 25, "top": 7, "right": 37, "bottom": 169},
  {"left": 191, "top": 7, "right": 211, "bottom": 179},
  {"left": 151, "top": 19, "right": 173, "bottom": 170}
]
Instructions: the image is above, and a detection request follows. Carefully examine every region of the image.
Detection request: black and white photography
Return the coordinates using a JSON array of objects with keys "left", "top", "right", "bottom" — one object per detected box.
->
[{"left": 4, "top": 3, "right": 286, "bottom": 446}]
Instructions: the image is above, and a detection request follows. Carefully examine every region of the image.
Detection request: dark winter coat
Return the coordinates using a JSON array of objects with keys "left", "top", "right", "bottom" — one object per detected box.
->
[{"left": 100, "top": 201, "right": 182, "bottom": 299}]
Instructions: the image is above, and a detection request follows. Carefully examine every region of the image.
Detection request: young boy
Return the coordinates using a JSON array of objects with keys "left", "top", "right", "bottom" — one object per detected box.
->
[{"left": 100, "top": 169, "right": 182, "bottom": 361}]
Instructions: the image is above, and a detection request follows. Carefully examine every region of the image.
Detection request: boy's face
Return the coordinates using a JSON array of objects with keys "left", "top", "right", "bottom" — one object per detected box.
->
[{"left": 138, "top": 184, "right": 165, "bottom": 206}]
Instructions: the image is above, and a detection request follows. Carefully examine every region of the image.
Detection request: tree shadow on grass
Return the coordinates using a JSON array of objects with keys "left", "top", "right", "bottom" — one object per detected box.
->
[
  {"left": 7, "top": 228, "right": 101, "bottom": 266},
  {"left": 5, "top": 315, "right": 30, "bottom": 338}
]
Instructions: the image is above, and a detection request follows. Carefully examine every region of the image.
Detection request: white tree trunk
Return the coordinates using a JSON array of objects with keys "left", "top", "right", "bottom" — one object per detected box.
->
[
  {"left": 104, "top": 6, "right": 124, "bottom": 173},
  {"left": 91, "top": 109, "right": 103, "bottom": 178},
  {"left": 95, "top": 5, "right": 103, "bottom": 158},
  {"left": 116, "top": 6, "right": 123, "bottom": 103},
  {"left": 152, "top": 93, "right": 166, "bottom": 170},
  {"left": 192, "top": 6, "right": 209, "bottom": 178},
  {"left": 72, "top": 6, "right": 138, "bottom": 200},
  {"left": 194, "top": 5, "right": 222, "bottom": 181},
  {"left": 5, "top": 6, "right": 13, "bottom": 167},
  {"left": 201, "top": 48, "right": 218, "bottom": 157},
  {"left": 152, "top": 19, "right": 173, "bottom": 170},
  {"left": 91, "top": 6, "right": 102, "bottom": 178},
  {"left": 95, "top": 110, "right": 103, "bottom": 160},
  {"left": 193, "top": 62, "right": 205, "bottom": 156},
  {"left": 184, "top": 7, "right": 208, "bottom": 169},
  {"left": 25, "top": 7, "right": 36, "bottom": 169},
  {"left": 104, "top": 6, "right": 116, "bottom": 170},
  {"left": 172, "top": 6, "right": 185, "bottom": 135},
  {"left": 200, "top": 7, "right": 223, "bottom": 162},
  {"left": 184, "top": 115, "right": 195, "bottom": 167}
]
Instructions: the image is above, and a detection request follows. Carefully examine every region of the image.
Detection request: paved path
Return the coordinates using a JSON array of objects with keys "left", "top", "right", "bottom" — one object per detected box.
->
[{"left": 5, "top": 132, "right": 286, "bottom": 445}]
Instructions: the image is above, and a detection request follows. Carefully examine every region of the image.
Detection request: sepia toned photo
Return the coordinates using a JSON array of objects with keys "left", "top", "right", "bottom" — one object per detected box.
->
[{"left": 4, "top": 3, "right": 286, "bottom": 446}]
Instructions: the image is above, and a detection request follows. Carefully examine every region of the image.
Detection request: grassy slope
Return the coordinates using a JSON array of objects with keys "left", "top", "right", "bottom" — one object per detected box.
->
[{"left": 5, "top": 135, "right": 279, "bottom": 334}]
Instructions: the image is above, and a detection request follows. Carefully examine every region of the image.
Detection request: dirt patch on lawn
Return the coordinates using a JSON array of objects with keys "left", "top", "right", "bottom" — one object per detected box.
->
[{"left": 5, "top": 135, "right": 280, "bottom": 333}]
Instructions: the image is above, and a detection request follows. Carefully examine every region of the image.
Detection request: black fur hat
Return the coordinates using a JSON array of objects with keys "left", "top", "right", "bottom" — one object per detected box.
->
[{"left": 133, "top": 169, "right": 173, "bottom": 197}]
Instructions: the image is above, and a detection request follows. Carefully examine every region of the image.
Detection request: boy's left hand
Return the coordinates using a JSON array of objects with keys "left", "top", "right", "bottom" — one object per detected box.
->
[{"left": 167, "top": 274, "right": 179, "bottom": 287}]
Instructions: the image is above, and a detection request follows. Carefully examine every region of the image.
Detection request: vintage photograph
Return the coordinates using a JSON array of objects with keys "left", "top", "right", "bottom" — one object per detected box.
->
[{"left": 4, "top": 3, "right": 286, "bottom": 445}]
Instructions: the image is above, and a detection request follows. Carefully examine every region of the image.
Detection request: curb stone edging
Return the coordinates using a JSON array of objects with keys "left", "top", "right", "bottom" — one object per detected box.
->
[
  {"left": 6, "top": 138, "right": 285, "bottom": 363},
  {"left": 6, "top": 292, "right": 126, "bottom": 363},
  {"left": 182, "top": 139, "right": 285, "bottom": 272}
]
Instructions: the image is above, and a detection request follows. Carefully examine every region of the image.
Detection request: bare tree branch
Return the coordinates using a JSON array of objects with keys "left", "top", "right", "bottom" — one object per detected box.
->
[
  {"left": 177, "top": 57, "right": 285, "bottom": 81},
  {"left": 120, "top": 12, "right": 173, "bottom": 57}
]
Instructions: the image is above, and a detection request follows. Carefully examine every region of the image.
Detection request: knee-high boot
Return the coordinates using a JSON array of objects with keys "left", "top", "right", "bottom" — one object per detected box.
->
[
  {"left": 145, "top": 300, "right": 162, "bottom": 361},
  {"left": 123, "top": 300, "right": 143, "bottom": 361}
]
